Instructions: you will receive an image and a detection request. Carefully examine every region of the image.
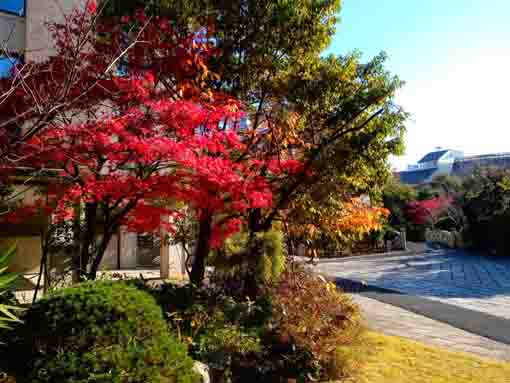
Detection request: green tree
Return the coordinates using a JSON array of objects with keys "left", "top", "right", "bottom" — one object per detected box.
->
[
  {"left": 251, "top": 52, "right": 407, "bottom": 234},
  {"left": 104, "top": 0, "right": 408, "bottom": 278},
  {"left": 459, "top": 168, "right": 510, "bottom": 255},
  {"left": 382, "top": 176, "right": 417, "bottom": 228},
  {"left": 431, "top": 174, "right": 463, "bottom": 195}
]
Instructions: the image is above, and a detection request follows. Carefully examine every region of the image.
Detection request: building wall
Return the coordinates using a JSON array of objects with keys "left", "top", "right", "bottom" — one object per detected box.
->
[
  {"left": 452, "top": 156, "right": 510, "bottom": 177},
  {"left": 1, "top": 231, "right": 138, "bottom": 275},
  {"left": 0, "top": 12, "right": 25, "bottom": 54},
  {"left": 25, "top": 0, "right": 85, "bottom": 62},
  {"left": 0, "top": 237, "right": 41, "bottom": 274}
]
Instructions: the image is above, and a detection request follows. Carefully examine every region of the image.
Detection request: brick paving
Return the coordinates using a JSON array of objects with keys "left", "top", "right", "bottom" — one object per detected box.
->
[
  {"left": 352, "top": 294, "right": 510, "bottom": 361},
  {"left": 314, "top": 247, "right": 510, "bottom": 320}
]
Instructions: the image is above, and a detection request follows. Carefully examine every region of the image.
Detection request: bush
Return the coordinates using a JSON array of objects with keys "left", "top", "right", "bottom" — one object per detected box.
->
[
  {"left": 268, "top": 266, "right": 363, "bottom": 381},
  {"left": 148, "top": 266, "right": 363, "bottom": 383},
  {"left": 4, "top": 281, "right": 198, "bottom": 383},
  {"left": 211, "top": 230, "right": 286, "bottom": 286},
  {"left": 150, "top": 283, "right": 272, "bottom": 383},
  {"left": 194, "top": 325, "right": 262, "bottom": 383}
]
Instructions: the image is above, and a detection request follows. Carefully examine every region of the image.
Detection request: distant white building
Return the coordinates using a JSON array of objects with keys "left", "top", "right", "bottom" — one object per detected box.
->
[{"left": 398, "top": 149, "right": 510, "bottom": 185}]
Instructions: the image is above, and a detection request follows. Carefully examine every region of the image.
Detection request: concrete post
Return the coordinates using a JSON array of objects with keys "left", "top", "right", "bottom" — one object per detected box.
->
[{"left": 400, "top": 230, "right": 407, "bottom": 250}]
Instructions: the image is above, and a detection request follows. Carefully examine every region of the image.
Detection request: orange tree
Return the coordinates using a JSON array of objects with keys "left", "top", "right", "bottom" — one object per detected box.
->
[{"left": 285, "top": 194, "right": 389, "bottom": 256}]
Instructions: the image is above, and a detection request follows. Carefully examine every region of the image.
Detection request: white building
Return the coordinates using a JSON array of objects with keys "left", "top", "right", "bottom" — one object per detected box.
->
[{"left": 398, "top": 148, "right": 510, "bottom": 185}]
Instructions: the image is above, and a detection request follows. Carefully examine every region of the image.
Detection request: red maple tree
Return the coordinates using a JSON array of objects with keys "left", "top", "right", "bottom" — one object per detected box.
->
[{"left": 0, "top": 4, "right": 297, "bottom": 283}]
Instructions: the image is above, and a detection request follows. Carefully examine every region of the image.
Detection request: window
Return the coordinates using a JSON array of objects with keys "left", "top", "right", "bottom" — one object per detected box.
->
[
  {"left": 0, "top": 56, "right": 19, "bottom": 78},
  {"left": 0, "top": 0, "right": 25, "bottom": 16}
]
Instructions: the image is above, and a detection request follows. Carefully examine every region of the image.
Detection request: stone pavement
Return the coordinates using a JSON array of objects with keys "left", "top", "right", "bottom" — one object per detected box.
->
[
  {"left": 352, "top": 294, "right": 510, "bottom": 361},
  {"left": 314, "top": 247, "right": 510, "bottom": 320}
]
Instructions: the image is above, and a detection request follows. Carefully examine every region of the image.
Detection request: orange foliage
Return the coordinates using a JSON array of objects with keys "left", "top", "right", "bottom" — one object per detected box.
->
[
  {"left": 288, "top": 197, "right": 389, "bottom": 242},
  {"left": 328, "top": 197, "right": 389, "bottom": 236}
]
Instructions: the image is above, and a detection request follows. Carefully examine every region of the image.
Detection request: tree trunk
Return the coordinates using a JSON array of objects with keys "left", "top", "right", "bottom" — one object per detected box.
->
[
  {"left": 88, "top": 228, "right": 116, "bottom": 280},
  {"left": 76, "top": 202, "right": 98, "bottom": 281},
  {"left": 190, "top": 214, "right": 212, "bottom": 286}
]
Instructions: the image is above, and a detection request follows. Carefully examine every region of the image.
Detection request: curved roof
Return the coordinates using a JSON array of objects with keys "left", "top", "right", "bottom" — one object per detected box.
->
[{"left": 418, "top": 150, "right": 449, "bottom": 164}]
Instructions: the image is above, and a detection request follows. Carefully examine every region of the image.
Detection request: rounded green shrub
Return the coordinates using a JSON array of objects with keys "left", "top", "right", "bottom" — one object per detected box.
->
[
  {"left": 6, "top": 281, "right": 198, "bottom": 383},
  {"left": 212, "top": 230, "right": 286, "bottom": 284}
]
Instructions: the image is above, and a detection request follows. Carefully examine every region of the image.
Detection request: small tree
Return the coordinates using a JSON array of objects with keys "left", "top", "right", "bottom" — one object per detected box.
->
[{"left": 382, "top": 177, "right": 417, "bottom": 228}]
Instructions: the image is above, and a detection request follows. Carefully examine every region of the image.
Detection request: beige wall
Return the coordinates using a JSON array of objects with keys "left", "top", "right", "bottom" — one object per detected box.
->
[
  {"left": 0, "top": 237, "right": 41, "bottom": 274},
  {"left": 1, "top": 231, "right": 138, "bottom": 276},
  {"left": 0, "top": 12, "right": 25, "bottom": 54},
  {"left": 25, "top": 0, "right": 85, "bottom": 62}
]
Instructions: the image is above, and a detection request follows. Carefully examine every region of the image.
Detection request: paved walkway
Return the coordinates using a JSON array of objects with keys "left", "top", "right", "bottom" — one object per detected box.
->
[
  {"left": 314, "top": 247, "right": 510, "bottom": 320},
  {"left": 352, "top": 294, "right": 510, "bottom": 361}
]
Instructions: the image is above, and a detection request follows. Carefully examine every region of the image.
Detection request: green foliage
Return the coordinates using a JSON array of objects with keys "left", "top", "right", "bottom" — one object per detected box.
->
[
  {"left": 212, "top": 230, "right": 286, "bottom": 284},
  {"left": 150, "top": 283, "right": 271, "bottom": 382},
  {"left": 154, "top": 283, "right": 272, "bottom": 341},
  {"left": 431, "top": 174, "right": 463, "bottom": 195},
  {"left": 0, "top": 246, "right": 21, "bottom": 334},
  {"left": 145, "top": 267, "right": 362, "bottom": 383},
  {"left": 458, "top": 168, "right": 510, "bottom": 255},
  {"left": 104, "top": 0, "right": 341, "bottom": 97},
  {"left": 382, "top": 177, "right": 417, "bottom": 228},
  {"left": 268, "top": 266, "right": 363, "bottom": 381},
  {"left": 4, "top": 281, "right": 198, "bottom": 383},
  {"left": 194, "top": 325, "right": 262, "bottom": 383}
]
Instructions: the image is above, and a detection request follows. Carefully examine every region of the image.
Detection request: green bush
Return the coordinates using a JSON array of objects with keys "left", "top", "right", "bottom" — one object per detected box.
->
[
  {"left": 194, "top": 325, "right": 262, "bottom": 383},
  {"left": 5, "top": 281, "right": 198, "bottom": 383},
  {"left": 211, "top": 230, "right": 286, "bottom": 285},
  {"left": 154, "top": 283, "right": 272, "bottom": 343},
  {"left": 150, "top": 283, "right": 271, "bottom": 383}
]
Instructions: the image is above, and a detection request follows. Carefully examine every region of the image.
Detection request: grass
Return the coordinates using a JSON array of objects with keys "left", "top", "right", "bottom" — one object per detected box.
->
[{"left": 344, "top": 331, "right": 510, "bottom": 383}]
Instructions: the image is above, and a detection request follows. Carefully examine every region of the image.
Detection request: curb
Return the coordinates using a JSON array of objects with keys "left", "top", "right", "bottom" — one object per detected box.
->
[
  {"left": 294, "top": 248, "right": 425, "bottom": 265},
  {"left": 324, "top": 274, "right": 510, "bottom": 345}
]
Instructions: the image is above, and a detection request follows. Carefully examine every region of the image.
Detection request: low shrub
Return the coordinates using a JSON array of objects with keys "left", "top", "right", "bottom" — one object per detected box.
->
[
  {"left": 268, "top": 265, "right": 363, "bottom": 381},
  {"left": 152, "top": 283, "right": 272, "bottom": 342},
  {"left": 4, "top": 281, "right": 198, "bottom": 383},
  {"left": 194, "top": 325, "right": 262, "bottom": 383},
  {"left": 210, "top": 230, "right": 286, "bottom": 292},
  {"left": 148, "top": 266, "right": 362, "bottom": 383}
]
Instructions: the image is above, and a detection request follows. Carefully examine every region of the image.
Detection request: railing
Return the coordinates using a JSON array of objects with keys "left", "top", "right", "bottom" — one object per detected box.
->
[{"left": 454, "top": 153, "right": 510, "bottom": 163}]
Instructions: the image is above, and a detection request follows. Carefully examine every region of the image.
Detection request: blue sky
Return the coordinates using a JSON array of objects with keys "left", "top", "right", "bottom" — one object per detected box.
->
[{"left": 326, "top": 0, "right": 510, "bottom": 169}]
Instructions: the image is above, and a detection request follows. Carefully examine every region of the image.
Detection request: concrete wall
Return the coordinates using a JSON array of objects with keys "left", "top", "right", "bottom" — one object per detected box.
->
[
  {"left": 425, "top": 229, "right": 461, "bottom": 248},
  {"left": 0, "top": 12, "right": 25, "bottom": 54},
  {"left": 160, "top": 241, "right": 187, "bottom": 280},
  {"left": 25, "top": 0, "right": 84, "bottom": 62},
  {"left": 1, "top": 230, "right": 138, "bottom": 276},
  {"left": 100, "top": 231, "right": 138, "bottom": 270},
  {"left": 0, "top": 236, "right": 41, "bottom": 274}
]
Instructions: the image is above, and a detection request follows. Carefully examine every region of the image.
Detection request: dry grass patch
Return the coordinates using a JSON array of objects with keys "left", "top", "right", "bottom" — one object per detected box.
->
[{"left": 343, "top": 331, "right": 510, "bottom": 383}]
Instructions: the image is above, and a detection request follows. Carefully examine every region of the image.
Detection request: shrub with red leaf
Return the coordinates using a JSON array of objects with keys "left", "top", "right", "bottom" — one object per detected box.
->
[
  {"left": 268, "top": 266, "right": 363, "bottom": 381},
  {"left": 405, "top": 196, "right": 452, "bottom": 226}
]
